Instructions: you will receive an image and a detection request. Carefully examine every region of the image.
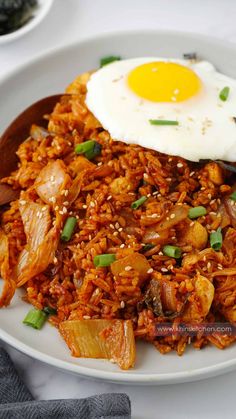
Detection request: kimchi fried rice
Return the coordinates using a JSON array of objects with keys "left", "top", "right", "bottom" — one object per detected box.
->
[{"left": 0, "top": 71, "right": 236, "bottom": 370}]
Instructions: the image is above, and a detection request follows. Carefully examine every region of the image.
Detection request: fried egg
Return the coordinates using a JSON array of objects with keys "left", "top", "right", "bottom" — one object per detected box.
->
[{"left": 86, "top": 57, "right": 236, "bottom": 162}]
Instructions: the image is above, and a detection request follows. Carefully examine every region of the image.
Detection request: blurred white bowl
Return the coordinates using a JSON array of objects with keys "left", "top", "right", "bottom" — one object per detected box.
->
[{"left": 0, "top": 0, "right": 54, "bottom": 44}]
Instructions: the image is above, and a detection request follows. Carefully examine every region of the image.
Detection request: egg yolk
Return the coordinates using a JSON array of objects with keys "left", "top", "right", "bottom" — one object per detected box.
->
[{"left": 127, "top": 61, "right": 202, "bottom": 102}]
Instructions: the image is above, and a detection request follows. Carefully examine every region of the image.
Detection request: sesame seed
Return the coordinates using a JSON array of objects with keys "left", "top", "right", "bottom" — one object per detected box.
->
[
  {"left": 113, "top": 231, "right": 118, "bottom": 236},
  {"left": 97, "top": 162, "right": 103, "bottom": 166},
  {"left": 107, "top": 195, "right": 112, "bottom": 201},
  {"left": 83, "top": 315, "right": 91, "bottom": 320},
  {"left": 42, "top": 206, "right": 47, "bottom": 211},
  {"left": 63, "top": 201, "right": 69, "bottom": 206},
  {"left": 158, "top": 251, "right": 163, "bottom": 256},
  {"left": 210, "top": 199, "right": 216, "bottom": 205},
  {"left": 109, "top": 224, "right": 115, "bottom": 229},
  {"left": 177, "top": 163, "right": 183, "bottom": 168},
  {"left": 208, "top": 194, "right": 212, "bottom": 199},
  {"left": 49, "top": 196, "right": 56, "bottom": 203},
  {"left": 19, "top": 200, "right": 26, "bottom": 205},
  {"left": 190, "top": 221, "right": 194, "bottom": 227},
  {"left": 217, "top": 265, "right": 223, "bottom": 270},
  {"left": 115, "top": 222, "right": 120, "bottom": 229},
  {"left": 147, "top": 193, "right": 151, "bottom": 198},
  {"left": 151, "top": 213, "right": 158, "bottom": 218},
  {"left": 143, "top": 173, "right": 148, "bottom": 179},
  {"left": 82, "top": 204, "right": 87, "bottom": 209},
  {"left": 161, "top": 267, "right": 168, "bottom": 273},
  {"left": 209, "top": 211, "right": 217, "bottom": 216},
  {"left": 64, "top": 190, "right": 69, "bottom": 197},
  {"left": 189, "top": 171, "right": 195, "bottom": 177},
  {"left": 168, "top": 158, "right": 173, "bottom": 162},
  {"left": 125, "top": 266, "right": 132, "bottom": 271},
  {"left": 147, "top": 268, "right": 154, "bottom": 274},
  {"left": 53, "top": 257, "right": 58, "bottom": 264},
  {"left": 90, "top": 201, "right": 95, "bottom": 208},
  {"left": 88, "top": 234, "right": 92, "bottom": 240},
  {"left": 120, "top": 244, "right": 125, "bottom": 248},
  {"left": 120, "top": 301, "right": 125, "bottom": 309},
  {"left": 170, "top": 213, "right": 176, "bottom": 219},
  {"left": 62, "top": 207, "right": 67, "bottom": 214},
  {"left": 153, "top": 191, "right": 159, "bottom": 196},
  {"left": 50, "top": 175, "right": 55, "bottom": 182},
  {"left": 59, "top": 210, "right": 64, "bottom": 215},
  {"left": 207, "top": 262, "right": 211, "bottom": 270},
  {"left": 118, "top": 227, "right": 123, "bottom": 232}
]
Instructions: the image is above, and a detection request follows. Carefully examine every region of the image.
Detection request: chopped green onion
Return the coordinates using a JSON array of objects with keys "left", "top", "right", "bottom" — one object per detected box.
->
[
  {"left": 43, "top": 306, "right": 57, "bottom": 316},
  {"left": 163, "top": 245, "right": 182, "bottom": 259},
  {"left": 188, "top": 206, "right": 207, "bottom": 219},
  {"left": 210, "top": 227, "right": 222, "bottom": 251},
  {"left": 149, "top": 119, "right": 179, "bottom": 126},
  {"left": 230, "top": 191, "right": 236, "bottom": 201},
  {"left": 75, "top": 140, "right": 102, "bottom": 160},
  {"left": 219, "top": 86, "right": 230, "bottom": 101},
  {"left": 141, "top": 243, "right": 155, "bottom": 252},
  {"left": 100, "top": 55, "right": 121, "bottom": 67},
  {"left": 61, "top": 217, "right": 77, "bottom": 242},
  {"left": 23, "top": 309, "right": 47, "bottom": 330},
  {"left": 85, "top": 142, "right": 102, "bottom": 160},
  {"left": 94, "top": 254, "right": 116, "bottom": 267},
  {"left": 131, "top": 196, "right": 147, "bottom": 210}
]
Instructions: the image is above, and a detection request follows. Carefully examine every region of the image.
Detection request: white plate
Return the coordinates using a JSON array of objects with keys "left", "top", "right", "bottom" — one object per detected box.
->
[
  {"left": 0, "top": 0, "right": 54, "bottom": 44},
  {"left": 0, "top": 31, "right": 236, "bottom": 384}
]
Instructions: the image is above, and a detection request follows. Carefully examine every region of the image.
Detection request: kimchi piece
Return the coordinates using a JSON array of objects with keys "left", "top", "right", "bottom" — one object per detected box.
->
[{"left": 59, "top": 319, "right": 136, "bottom": 370}]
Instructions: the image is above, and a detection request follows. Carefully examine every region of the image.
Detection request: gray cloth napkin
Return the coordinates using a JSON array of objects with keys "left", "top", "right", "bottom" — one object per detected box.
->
[{"left": 0, "top": 347, "right": 131, "bottom": 419}]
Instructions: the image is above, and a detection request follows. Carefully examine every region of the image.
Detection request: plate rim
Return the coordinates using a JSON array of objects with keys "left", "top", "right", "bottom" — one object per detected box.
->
[
  {"left": 1, "top": 28, "right": 236, "bottom": 79},
  {"left": 0, "top": 29, "right": 236, "bottom": 384},
  {"left": 1, "top": 326, "right": 236, "bottom": 385}
]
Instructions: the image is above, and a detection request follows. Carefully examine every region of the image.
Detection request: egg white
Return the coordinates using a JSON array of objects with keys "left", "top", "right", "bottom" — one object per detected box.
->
[{"left": 86, "top": 57, "right": 236, "bottom": 162}]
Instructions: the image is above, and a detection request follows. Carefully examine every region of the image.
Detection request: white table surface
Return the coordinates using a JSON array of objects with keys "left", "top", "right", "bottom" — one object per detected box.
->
[{"left": 0, "top": 1, "right": 236, "bottom": 418}]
